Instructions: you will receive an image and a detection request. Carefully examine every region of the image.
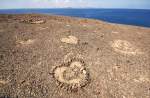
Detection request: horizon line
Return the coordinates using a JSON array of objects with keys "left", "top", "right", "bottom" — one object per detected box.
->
[{"left": 0, "top": 7, "right": 150, "bottom": 10}]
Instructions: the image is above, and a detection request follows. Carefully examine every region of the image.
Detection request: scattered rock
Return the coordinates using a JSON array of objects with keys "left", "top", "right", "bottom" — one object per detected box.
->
[
  {"left": 30, "top": 20, "right": 45, "bottom": 24},
  {"left": 66, "top": 24, "right": 71, "bottom": 27},
  {"left": 82, "top": 42, "right": 88, "bottom": 45},
  {"left": 61, "top": 35, "right": 78, "bottom": 44},
  {"left": 113, "top": 65, "right": 121, "bottom": 70},
  {"left": 96, "top": 48, "right": 100, "bottom": 51},
  {"left": 111, "top": 31, "right": 119, "bottom": 34},
  {"left": 0, "top": 95, "right": 11, "bottom": 98},
  {"left": 16, "top": 39, "right": 35, "bottom": 45},
  {"left": 133, "top": 75, "right": 150, "bottom": 83},
  {"left": 83, "top": 24, "right": 87, "bottom": 27},
  {"left": 38, "top": 27, "right": 49, "bottom": 30},
  {"left": 0, "top": 80, "right": 8, "bottom": 86},
  {"left": 0, "top": 14, "right": 149, "bottom": 98},
  {"left": 21, "top": 18, "right": 46, "bottom": 24}
]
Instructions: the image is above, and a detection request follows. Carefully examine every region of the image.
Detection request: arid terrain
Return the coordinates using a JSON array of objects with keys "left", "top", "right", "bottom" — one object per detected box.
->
[{"left": 0, "top": 14, "right": 150, "bottom": 98}]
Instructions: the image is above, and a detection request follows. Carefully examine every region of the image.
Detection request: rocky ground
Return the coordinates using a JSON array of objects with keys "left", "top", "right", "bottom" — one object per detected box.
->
[{"left": 0, "top": 14, "right": 150, "bottom": 98}]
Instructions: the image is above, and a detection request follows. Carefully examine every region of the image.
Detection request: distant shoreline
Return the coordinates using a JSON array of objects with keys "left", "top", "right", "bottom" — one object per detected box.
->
[
  {"left": 0, "top": 8, "right": 150, "bottom": 10},
  {"left": 0, "top": 9, "right": 150, "bottom": 28}
]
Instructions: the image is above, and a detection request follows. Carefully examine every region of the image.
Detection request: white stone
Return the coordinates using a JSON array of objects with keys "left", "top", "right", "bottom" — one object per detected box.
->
[{"left": 61, "top": 35, "right": 78, "bottom": 44}]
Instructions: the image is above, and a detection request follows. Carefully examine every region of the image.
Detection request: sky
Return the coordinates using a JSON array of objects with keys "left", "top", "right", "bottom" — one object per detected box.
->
[{"left": 0, "top": 0, "right": 150, "bottom": 9}]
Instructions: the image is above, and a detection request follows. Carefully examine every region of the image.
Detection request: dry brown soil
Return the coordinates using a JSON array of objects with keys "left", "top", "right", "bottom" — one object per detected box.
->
[{"left": 0, "top": 14, "right": 150, "bottom": 98}]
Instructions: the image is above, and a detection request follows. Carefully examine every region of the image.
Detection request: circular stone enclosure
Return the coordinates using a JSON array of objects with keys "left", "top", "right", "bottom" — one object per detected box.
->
[{"left": 52, "top": 59, "right": 90, "bottom": 91}]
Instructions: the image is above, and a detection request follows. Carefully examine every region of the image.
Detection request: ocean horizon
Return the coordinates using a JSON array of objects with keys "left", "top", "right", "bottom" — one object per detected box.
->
[{"left": 0, "top": 8, "right": 150, "bottom": 28}]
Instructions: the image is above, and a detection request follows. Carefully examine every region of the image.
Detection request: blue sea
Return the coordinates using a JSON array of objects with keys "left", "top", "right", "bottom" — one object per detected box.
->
[{"left": 0, "top": 9, "right": 150, "bottom": 28}]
